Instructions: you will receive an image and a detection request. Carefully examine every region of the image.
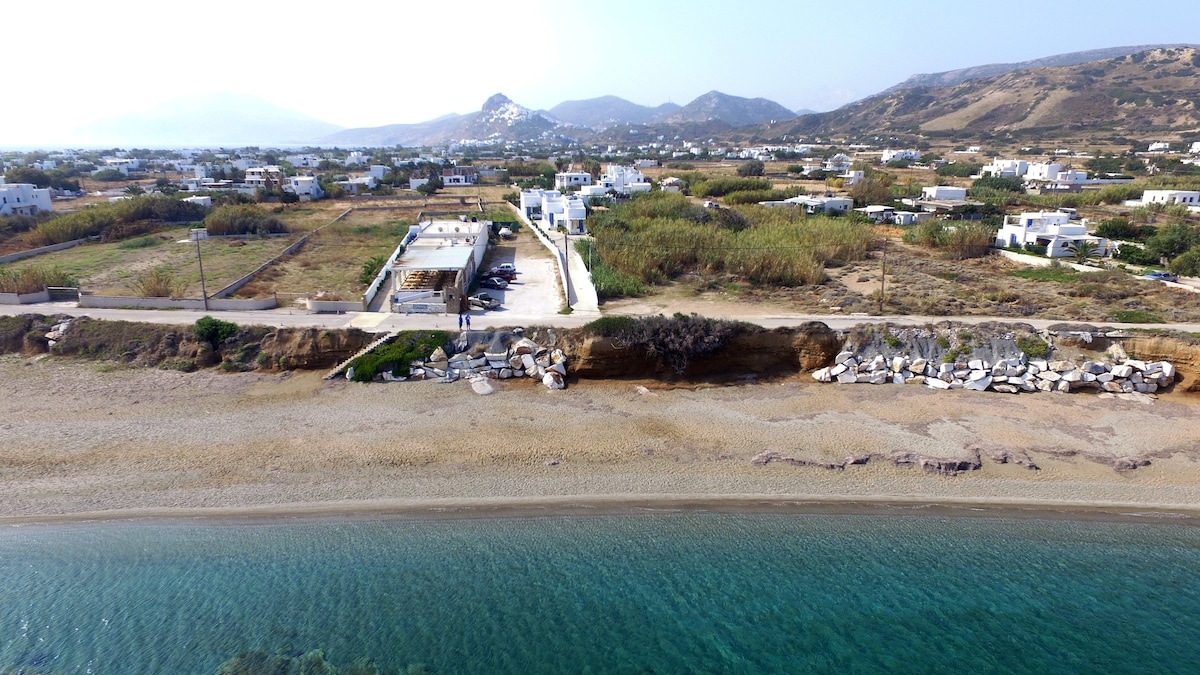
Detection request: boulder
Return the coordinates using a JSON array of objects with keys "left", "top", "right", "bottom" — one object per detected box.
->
[
  {"left": 1111, "top": 365, "right": 1134, "bottom": 378},
  {"left": 910, "top": 358, "right": 927, "bottom": 374},
  {"left": 834, "top": 350, "right": 854, "bottom": 364},
  {"left": 1081, "top": 361, "right": 1106, "bottom": 375},
  {"left": 429, "top": 346, "right": 448, "bottom": 362},
  {"left": 892, "top": 373, "right": 905, "bottom": 385},
  {"left": 855, "top": 374, "right": 873, "bottom": 384},
  {"left": 1036, "top": 370, "right": 1061, "bottom": 382},
  {"left": 509, "top": 355, "right": 524, "bottom": 369},
  {"left": 548, "top": 362, "right": 567, "bottom": 375},
  {"left": 542, "top": 371, "right": 566, "bottom": 390},
  {"left": 925, "top": 377, "right": 950, "bottom": 390},
  {"left": 992, "top": 384, "right": 1019, "bottom": 394},
  {"left": 1125, "top": 359, "right": 1146, "bottom": 371},
  {"left": 1101, "top": 381, "right": 1123, "bottom": 393},
  {"left": 891, "top": 356, "right": 907, "bottom": 373},
  {"left": 829, "top": 363, "right": 848, "bottom": 377},
  {"left": 1096, "top": 372, "right": 1114, "bottom": 383},
  {"left": 869, "top": 370, "right": 888, "bottom": 385},
  {"left": 1106, "top": 343, "right": 1128, "bottom": 362},
  {"left": 812, "top": 367, "right": 833, "bottom": 383},
  {"left": 521, "top": 353, "right": 537, "bottom": 370},
  {"left": 1060, "top": 369, "right": 1083, "bottom": 383},
  {"left": 1048, "top": 360, "right": 1072, "bottom": 372},
  {"left": 968, "top": 370, "right": 988, "bottom": 381},
  {"left": 1055, "top": 380, "right": 1070, "bottom": 394},
  {"left": 470, "top": 378, "right": 495, "bottom": 395},
  {"left": 906, "top": 375, "right": 926, "bottom": 385},
  {"left": 499, "top": 368, "right": 514, "bottom": 379},
  {"left": 968, "top": 359, "right": 984, "bottom": 371},
  {"left": 513, "top": 338, "right": 539, "bottom": 355},
  {"left": 1162, "top": 362, "right": 1177, "bottom": 379},
  {"left": 1030, "top": 359, "right": 1049, "bottom": 371},
  {"left": 963, "top": 375, "right": 992, "bottom": 391},
  {"left": 836, "top": 371, "right": 858, "bottom": 384},
  {"left": 1037, "top": 379, "right": 1054, "bottom": 392}
]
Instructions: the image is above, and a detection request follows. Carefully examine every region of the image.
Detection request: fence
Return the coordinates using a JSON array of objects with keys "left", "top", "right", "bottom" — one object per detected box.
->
[{"left": 0, "top": 289, "right": 51, "bottom": 305}]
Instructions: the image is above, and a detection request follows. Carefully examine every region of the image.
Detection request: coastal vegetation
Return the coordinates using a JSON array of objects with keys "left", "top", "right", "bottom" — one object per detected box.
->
[
  {"left": 0, "top": 265, "right": 76, "bottom": 294},
  {"left": 584, "top": 192, "right": 875, "bottom": 299},
  {"left": 19, "top": 195, "right": 208, "bottom": 247},
  {"left": 347, "top": 330, "right": 451, "bottom": 382}
]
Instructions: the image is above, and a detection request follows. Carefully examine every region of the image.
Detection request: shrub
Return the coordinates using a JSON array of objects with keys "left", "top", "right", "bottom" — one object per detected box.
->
[
  {"left": 736, "top": 160, "right": 765, "bottom": 177},
  {"left": 117, "top": 235, "right": 162, "bottom": 249},
  {"left": 1114, "top": 309, "right": 1163, "bottom": 323},
  {"left": 1023, "top": 243, "right": 1048, "bottom": 255},
  {"left": 23, "top": 195, "right": 207, "bottom": 247},
  {"left": 0, "top": 266, "right": 77, "bottom": 294},
  {"left": 971, "top": 175, "right": 1025, "bottom": 193},
  {"left": 132, "top": 268, "right": 185, "bottom": 298},
  {"left": 1169, "top": 246, "right": 1200, "bottom": 277},
  {"left": 203, "top": 204, "right": 288, "bottom": 236},
  {"left": 359, "top": 253, "right": 391, "bottom": 286},
  {"left": 1016, "top": 335, "right": 1050, "bottom": 358},
  {"left": 691, "top": 177, "right": 772, "bottom": 197},
  {"left": 349, "top": 330, "right": 449, "bottom": 382},
  {"left": 193, "top": 316, "right": 238, "bottom": 349}
]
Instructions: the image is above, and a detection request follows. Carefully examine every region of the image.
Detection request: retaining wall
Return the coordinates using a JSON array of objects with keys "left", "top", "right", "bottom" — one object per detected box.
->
[
  {"left": 306, "top": 299, "right": 364, "bottom": 313},
  {"left": 78, "top": 295, "right": 277, "bottom": 310},
  {"left": 0, "top": 237, "right": 93, "bottom": 264},
  {"left": 0, "top": 289, "right": 51, "bottom": 305}
]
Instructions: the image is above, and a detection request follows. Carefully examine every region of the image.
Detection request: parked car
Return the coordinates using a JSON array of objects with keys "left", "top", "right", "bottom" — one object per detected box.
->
[
  {"left": 487, "top": 267, "right": 517, "bottom": 281},
  {"left": 468, "top": 292, "right": 502, "bottom": 310},
  {"left": 492, "top": 263, "right": 517, "bottom": 274},
  {"left": 479, "top": 276, "right": 508, "bottom": 290},
  {"left": 1143, "top": 270, "right": 1179, "bottom": 282}
]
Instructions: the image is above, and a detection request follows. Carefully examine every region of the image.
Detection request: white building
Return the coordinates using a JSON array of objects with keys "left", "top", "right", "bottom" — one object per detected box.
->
[
  {"left": 880, "top": 149, "right": 921, "bottom": 164},
  {"left": 0, "top": 182, "right": 53, "bottom": 216},
  {"left": 1140, "top": 189, "right": 1200, "bottom": 206},
  {"left": 921, "top": 186, "right": 967, "bottom": 201},
  {"left": 823, "top": 153, "right": 852, "bottom": 173},
  {"left": 578, "top": 164, "right": 650, "bottom": 198},
  {"left": 981, "top": 159, "right": 1029, "bottom": 178},
  {"left": 182, "top": 195, "right": 212, "bottom": 208},
  {"left": 367, "top": 165, "right": 389, "bottom": 180},
  {"left": 1024, "top": 162, "right": 1064, "bottom": 181},
  {"left": 773, "top": 195, "right": 853, "bottom": 214},
  {"left": 839, "top": 170, "right": 865, "bottom": 187},
  {"left": 244, "top": 166, "right": 283, "bottom": 187},
  {"left": 285, "top": 176, "right": 324, "bottom": 200},
  {"left": 519, "top": 188, "right": 588, "bottom": 234},
  {"left": 1191, "top": 142, "right": 1200, "bottom": 155},
  {"left": 555, "top": 172, "right": 593, "bottom": 190},
  {"left": 994, "top": 211, "right": 1111, "bottom": 257},
  {"left": 1148, "top": 141, "right": 1171, "bottom": 153}
]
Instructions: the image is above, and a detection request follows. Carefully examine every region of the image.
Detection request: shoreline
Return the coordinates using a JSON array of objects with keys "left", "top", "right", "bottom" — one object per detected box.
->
[{"left": 5, "top": 493, "right": 1200, "bottom": 527}]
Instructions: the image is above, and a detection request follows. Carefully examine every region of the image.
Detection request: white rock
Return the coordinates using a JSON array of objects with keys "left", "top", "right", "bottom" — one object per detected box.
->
[
  {"left": 869, "top": 371, "right": 888, "bottom": 385},
  {"left": 1102, "top": 381, "right": 1123, "bottom": 393},
  {"left": 1082, "top": 361, "right": 1106, "bottom": 375},
  {"left": 812, "top": 367, "right": 832, "bottom": 383},
  {"left": 1061, "top": 370, "right": 1083, "bottom": 383},
  {"left": 906, "top": 376, "right": 926, "bottom": 385},
  {"left": 968, "top": 370, "right": 988, "bottom": 382},
  {"left": 910, "top": 358, "right": 927, "bottom": 374},
  {"left": 542, "top": 372, "right": 566, "bottom": 390},
  {"left": 1037, "top": 370, "right": 1061, "bottom": 382},
  {"left": 1111, "top": 365, "right": 1133, "bottom": 378},
  {"left": 1082, "top": 372, "right": 1096, "bottom": 383},
  {"left": 830, "top": 363, "right": 848, "bottom": 377},
  {"left": 1125, "top": 359, "right": 1146, "bottom": 371},
  {"left": 1121, "top": 381, "right": 1135, "bottom": 393},
  {"left": 509, "top": 355, "right": 525, "bottom": 369},
  {"left": 1143, "top": 362, "right": 1163, "bottom": 375},
  {"left": 1037, "top": 379, "right": 1054, "bottom": 392},
  {"left": 968, "top": 359, "right": 984, "bottom": 371},
  {"left": 948, "top": 380, "right": 964, "bottom": 389},
  {"left": 992, "top": 375, "right": 1008, "bottom": 383},
  {"left": 856, "top": 374, "right": 873, "bottom": 384},
  {"left": 471, "top": 378, "right": 495, "bottom": 395},
  {"left": 549, "top": 362, "right": 567, "bottom": 375},
  {"left": 1135, "top": 383, "right": 1149, "bottom": 393},
  {"left": 1055, "top": 380, "right": 1070, "bottom": 394},
  {"left": 1106, "top": 343, "right": 1128, "bottom": 361},
  {"left": 1027, "top": 364, "right": 1041, "bottom": 376},
  {"left": 836, "top": 371, "right": 858, "bottom": 384},
  {"left": 891, "top": 356, "right": 907, "bottom": 373},
  {"left": 1019, "top": 380, "right": 1038, "bottom": 392},
  {"left": 963, "top": 376, "right": 992, "bottom": 391},
  {"left": 1030, "top": 359, "right": 1049, "bottom": 371},
  {"left": 835, "top": 351, "right": 854, "bottom": 364},
  {"left": 499, "top": 368, "right": 513, "bottom": 379},
  {"left": 1130, "top": 371, "right": 1143, "bottom": 385},
  {"left": 521, "top": 353, "right": 537, "bottom": 370},
  {"left": 513, "top": 338, "right": 538, "bottom": 355},
  {"left": 488, "top": 360, "right": 509, "bottom": 370},
  {"left": 991, "top": 363, "right": 1007, "bottom": 377},
  {"left": 1097, "top": 372, "right": 1114, "bottom": 383},
  {"left": 892, "top": 373, "right": 906, "bottom": 385},
  {"left": 869, "top": 355, "right": 886, "bottom": 371},
  {"left": 993, "top": 384, "right": 1019, "bottom": 394},
  {"left": 1005, "top": 366, "right": 1022, "bottom": 378},
  {"left": 926, "top": 377, "right": 950, "bottom": 390},
  {"left": 1049, "top": 360, "right": 1072, "bottom": 372},
  {"left": 1162, "top": 362, "right": 1176, "bottom": 379},
  {"left": 939, "top": 363, "right": 955, "bottom": 375}
]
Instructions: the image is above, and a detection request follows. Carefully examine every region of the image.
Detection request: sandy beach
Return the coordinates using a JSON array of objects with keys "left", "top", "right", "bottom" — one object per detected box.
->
[{"left": 3, "top": 353, "right": 1200, "bottom": 522}]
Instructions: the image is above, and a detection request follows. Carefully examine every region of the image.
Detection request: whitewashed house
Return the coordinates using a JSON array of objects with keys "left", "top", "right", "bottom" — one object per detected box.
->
[
  {"left": 1190, "top": 142, "right": 1200, "bottom": 155},
  {"left": 578, "top": 165, "right": 650, "bottom": 198},
  {"left": 1140, "top": 189, "right": 1200, "bottom": 205},
  {"left": 368, "top": 165, "right": 389, "bottom": 180},
  {"left": 981, "top": 159, "right": 1029, "bottom": 178},
  {"left": 182, "top": 195, "right": 212, "bottom": 208},
  {"left": 839, "top": 170, "right": 865, "bottom": 186},
  {"left": 823, "top": 153, "right": 852, "bottom": 173},
  {"left": 0, "top": 181, "right": 53, "bottom": 216},
  {"left": 921, "top": 186, "right": 967, "bottom": 201},
  {"left": 1148, "top": 141, "right": 1171, "bottom": 153},
  {"left": 244, "top": 166, "right": 283, "bottom": 187},
  {"left": 285, "top": 176, "right": 324, "bottom": 200},
  {"left": 554, "top": 172, "right": 592, "bottom": 189},
  {"left": 880, "top": 149, "right": 921, "bottom": 164},
  {"left": 779, "top": 195, "right": 853, "bottom": 214},
  {"left": 994, "top": 211, "right": 1111, "bottom": 257}
]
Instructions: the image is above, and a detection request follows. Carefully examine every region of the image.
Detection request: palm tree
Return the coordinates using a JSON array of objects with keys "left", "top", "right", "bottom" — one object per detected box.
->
[
  {"left": 124, "top": 185, "right": 145, "bottom": 196},
  {"left": 1065, "top": 239, "right": 1100, "bottom": 263}
]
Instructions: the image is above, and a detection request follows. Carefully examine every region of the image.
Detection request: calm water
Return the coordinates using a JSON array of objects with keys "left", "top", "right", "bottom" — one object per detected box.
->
[{"left": 2, "top": 511, "right": 1200, "bottom": 674}]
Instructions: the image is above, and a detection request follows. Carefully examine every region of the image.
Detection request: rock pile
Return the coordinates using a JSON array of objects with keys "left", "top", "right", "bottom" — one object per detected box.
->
[
  {"left": 399, "top": 335, "right": 568, "bottom": 390},
  {"left": 811, "top": 350, "right": 1176, "bottom": 395}
]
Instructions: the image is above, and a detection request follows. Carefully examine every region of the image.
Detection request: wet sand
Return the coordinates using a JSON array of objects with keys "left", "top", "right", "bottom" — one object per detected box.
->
[{"left": 3, "top": 355, "right": 1200, "bottom": 523}]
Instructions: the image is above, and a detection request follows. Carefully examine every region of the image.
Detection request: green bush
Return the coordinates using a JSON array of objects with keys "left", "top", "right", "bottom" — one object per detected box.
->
[
  {"left": 1169, "top": 246, "right": 1200, "bottom": 277},
  {"left": 359, "top": 253, "right": 392, "bottom": 286},
  {"left": 24, "top": 196, "right": 208, "bottom": 247},
  {"left": 691, "top": 177, "right": 773, "bottom": 197},
  {"left": 349, "top": 330, "right": 449, "bottom": 382},
  {"left": 1114, "top": 310, "right": 1163, "bottom": 323},
  {"left": 118, "top": 235, "right": 162, "bottom": 249},
  {"left": 193, "top": 316, "right": 238, "bottom": 349},
  {"left": 0, "top": 266, "right": 77, "bottom": 293},
  {"left": 1023, "top": 243, "right": 1048, "bottom": 255},
  {"left": 1016, "top": 335, "right": 1050, "bottom": 358}
]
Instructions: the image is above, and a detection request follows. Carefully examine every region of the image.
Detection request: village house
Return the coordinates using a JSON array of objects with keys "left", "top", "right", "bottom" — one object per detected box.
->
[
  {"left": 994, "top": 210, "right": 1111, "bottom": 258},
  {"left": 759, "top": 195, "right": 853, "bottom": 214},
  {"left": 0, "top": 180, "right": 53, "bottom": 216},
  {"left": 441, "top": 166, "right": 478, "bottom": 186},
  {"left": 554, "top": 172, "right": 592, "bottom": 190},
  {"left": 1139, "top": 189, "right": 1200, "bottom": 206},
  {"left": 244, "top": 166, "right": 283, "bottom": 187},
  {"left": 921, "top": 185, "right": 967, "bottom": 201},
  {"left": 519, "top": 188, "right": 587, "bottom": 234},
  {"left": 880, "top": 149, "right": 921, "bottom": 164},
  {"left": 285, "top": 176, "right": 324, "bottom": 201},
  {"left": 578, "top": 165, "right": 651, "bottom": 198},
  {"left": 823, "top": 153, "right": 852, "bottom": 173}
]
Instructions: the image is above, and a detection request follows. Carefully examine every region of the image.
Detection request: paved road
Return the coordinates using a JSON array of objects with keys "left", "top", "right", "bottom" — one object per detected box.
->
[{"left": 7, "top": 302, "right": 1200, "bottom": 335}]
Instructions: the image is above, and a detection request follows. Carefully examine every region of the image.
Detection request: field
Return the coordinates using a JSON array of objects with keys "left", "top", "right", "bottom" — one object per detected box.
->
[{"left": 5, "top": 226, "right": 298, "bottom": 297}]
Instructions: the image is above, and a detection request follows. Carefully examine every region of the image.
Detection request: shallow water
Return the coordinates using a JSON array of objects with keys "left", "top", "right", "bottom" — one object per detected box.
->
[{"left": 2, "top": 511, "right": 1199, "bottom": 674}]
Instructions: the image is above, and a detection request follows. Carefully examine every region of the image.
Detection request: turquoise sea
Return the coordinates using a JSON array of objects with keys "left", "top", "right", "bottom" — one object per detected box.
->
[{"left": 2, "top": 509, "right": 1200, "bottom": 674}]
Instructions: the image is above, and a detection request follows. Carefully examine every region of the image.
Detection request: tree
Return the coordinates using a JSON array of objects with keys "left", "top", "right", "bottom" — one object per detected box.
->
[
  {"left": 736, "top": 160, "right": 765, "bottom": 177},
  {"left": 1145, "top": 222, "right": 1200, "bottom": 262},
  {"left": 1168, "top": 246, "right": 1200, "bottom": 277},
  {"left": 124, "top": 185, "right": 145, "bottom": 196},
  {"left": 1065, "top": 239, "right": 1100, "bottom": 263}
]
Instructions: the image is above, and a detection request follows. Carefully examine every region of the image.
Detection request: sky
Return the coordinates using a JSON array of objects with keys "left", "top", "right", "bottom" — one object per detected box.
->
[{"left": 4, "top": 0, "right": 1200, "bottom": 146}]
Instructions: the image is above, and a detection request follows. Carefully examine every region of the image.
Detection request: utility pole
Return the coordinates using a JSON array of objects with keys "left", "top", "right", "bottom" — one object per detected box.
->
[
  {"left": 192, "top": 229, "right": 209, "bottom": 311},
  {"left": 878, "top": 234, "right": 886, "bottom": 316},
  {"left": 562, "top": 228, "right": 571, "bottom": 309}
]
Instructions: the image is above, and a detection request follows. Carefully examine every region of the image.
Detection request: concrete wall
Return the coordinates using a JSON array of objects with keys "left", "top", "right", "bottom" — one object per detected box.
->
[
  {"left": 0, "top": 289, "right": 51, "bottom": 305},
  {"left": 994, "top": 249, "right": 1108, "bottom": 272},
  {"left": 0, "top": 238, "right": 92, "bottom": 264},
  {"left": 306, "top": 299, "right": 364, "bottom": 313}
]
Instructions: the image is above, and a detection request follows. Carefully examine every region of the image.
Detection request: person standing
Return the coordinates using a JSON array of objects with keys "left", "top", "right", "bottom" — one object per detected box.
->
[
  {"left": 458, "top": 313, "right": 463, "bottom": 330},
  {"left": 464, "top": 313, "right": 472, "bottom": 330}
]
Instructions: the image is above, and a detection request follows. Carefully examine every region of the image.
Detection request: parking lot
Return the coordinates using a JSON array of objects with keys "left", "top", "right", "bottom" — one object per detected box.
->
[{"left": 470, "top": 229, "right": 564, "bottom": 320}]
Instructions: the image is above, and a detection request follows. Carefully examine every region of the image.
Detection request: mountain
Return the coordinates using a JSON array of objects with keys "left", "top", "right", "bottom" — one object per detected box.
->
[
  {"left": 546, "top": 96, "right": 681, "bottom": 128},
  {"left": 666, "top": 91, "right": 798, "bottom": 127},
  {"left": 794, "top": 108, "right": 818, "bottom": 116},
  {"left": 886, "top": 44, "right": 1200, "bottom": 92},
  {"left": 771, "top": 46, "right": 1200, "bottom": 139},
  {"left": 322, "top": 93, "right": 559, "bottom": 146},
  {"left": 71, "top": 93, "right": 342, "bottom": 147}
]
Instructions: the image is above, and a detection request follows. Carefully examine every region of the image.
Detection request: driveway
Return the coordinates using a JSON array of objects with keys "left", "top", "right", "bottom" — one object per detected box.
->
[{"left": 468, "top": 228, "right": 564, "bottom": 322}]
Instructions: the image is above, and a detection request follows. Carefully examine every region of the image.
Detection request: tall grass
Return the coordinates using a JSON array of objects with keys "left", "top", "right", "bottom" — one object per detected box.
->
[
  {"left": 586, "top": 193, "right": 875, "bottom": 293},
  {"left": 0, "top": 266, "right": 78, "bottom": 294},
  {"left": 903, "top": 221, "right": 995, "bottom": 259},
  {"left": 132, "top": 268, "right": 186, "bottom": 298},
  {"left": 24, "top": 196, "right": 207, "bottom": 247},
  {"left": 203, "top": 204, "right": 289, "bottom": 236}
]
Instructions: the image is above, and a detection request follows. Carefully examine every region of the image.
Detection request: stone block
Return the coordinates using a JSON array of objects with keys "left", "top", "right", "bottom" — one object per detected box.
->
[
  {"left": 856, "top": 374, "right": 873, "bottom": 384},
  {"left": 892, "top": 373, "right": 905, "bottom": 385},
  {"left": 963, "top": 375, "right": 992, "bottom": 391},
  {"left": 1030, "top": 359, "right": 1049, "bottom": 371},
  {"left": 906, "top": 376, "right": 926, "bottom": 385},
  {"left": 1060, "top": 370, "right": 1083, "bottom": 383},
  {"left": 1111, "top": 365, "right": 1133, "bottom": 378},
  {"left": 1162, "top": 362, "right": 1177, "bottom": 379},
  {"left": 968, "top": 370, "right": 988, "bottom": 382},
  {"left": 992, "top": 384, "right": 1019, "bottom": 394},
  {"left": 925, "top": 377, "right": 950, "bottom": 390},
  {"left": 1096, "top": 372, "right": 1114, "bottom": 383},
  {"left": 812, "top": 367, "right": 832, "bottom": 383},
  {"left": 968, "top": 359, "right": 984, "bottom": 371},
  {"left": 836, "top": 371, "right": 858, "bottom": 384},
  {"left": 1082, "top": 361, "right": 1106, "bottom": 375},
  {"left": 1037, "top": 370, "right": 1061, "bottom": 382},
  {"left": 1125, "top": 359, "right": 1146, "bottom": 371},
  {"left": 834, "top": 351, "right": 854, "bottom": 365},
  {"left": 829, "top": 363, "right": 848, "bottom": 377},
  {"left": 910, "top": 358, "right": 927, "bottom": 374},
  {"left": 1055, "top": 380, "right": 1070, "bottom": 394},
  {"left": 1037, "top": 379, "right": 1054, "bottom": 392},
  {"left": 869, "top": 371, "right": 888, "bottom": 385}
]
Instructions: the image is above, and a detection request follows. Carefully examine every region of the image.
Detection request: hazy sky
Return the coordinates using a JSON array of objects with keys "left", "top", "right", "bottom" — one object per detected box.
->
[{"left": 5, "top": 0, "right": 1199, "bottom": 145}]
